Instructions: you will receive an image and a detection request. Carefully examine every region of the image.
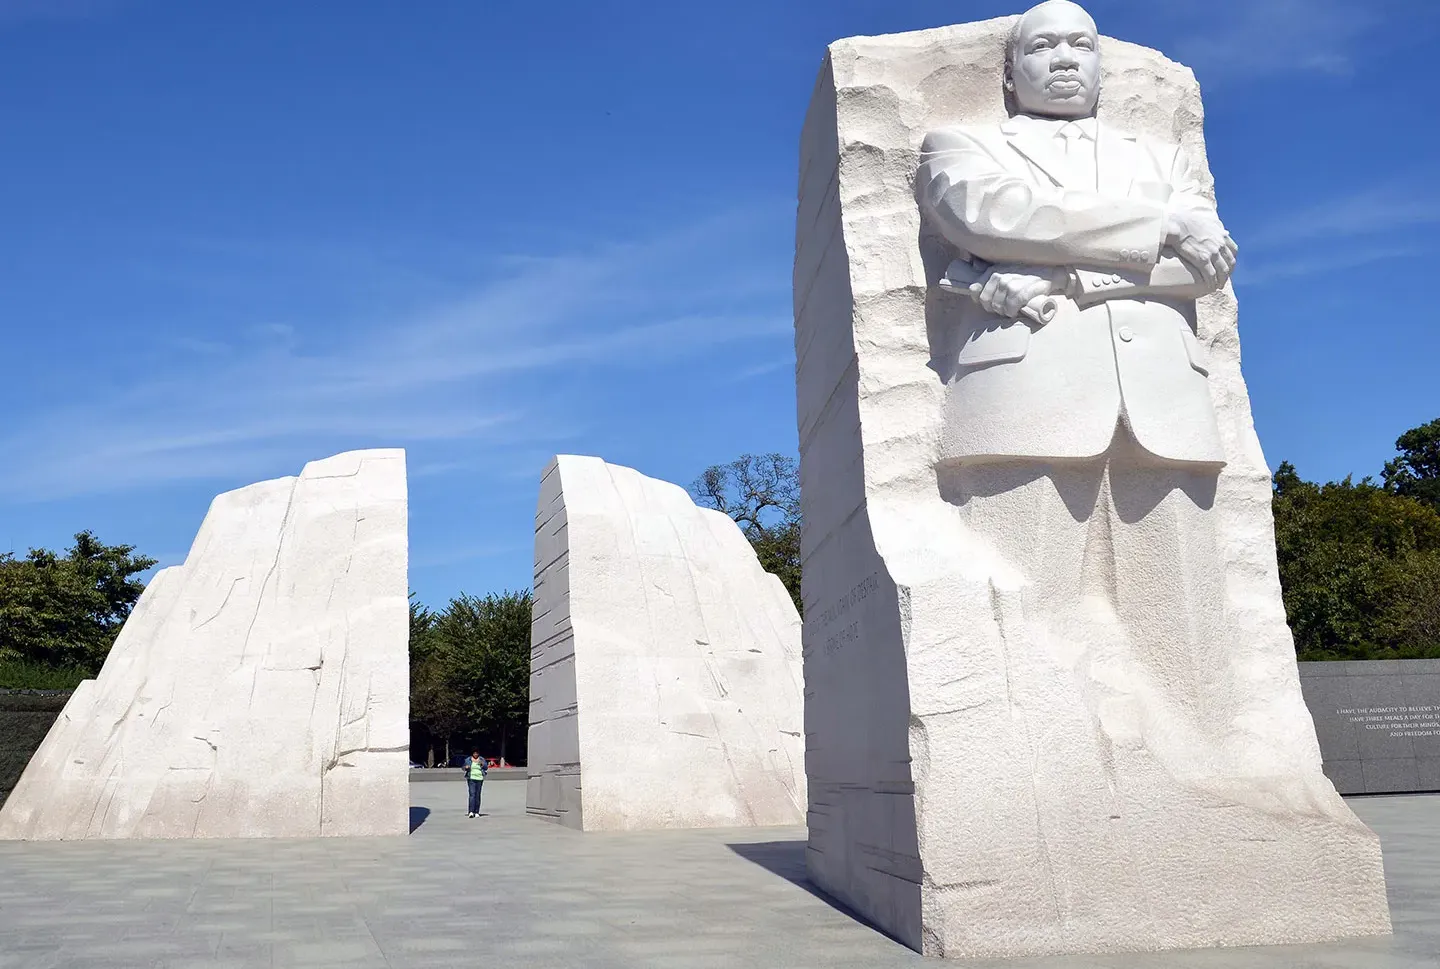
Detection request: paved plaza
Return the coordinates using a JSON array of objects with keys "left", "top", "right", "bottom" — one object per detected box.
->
[{"left": 0, "top": 780, "right": 1432, "bottom": 968}]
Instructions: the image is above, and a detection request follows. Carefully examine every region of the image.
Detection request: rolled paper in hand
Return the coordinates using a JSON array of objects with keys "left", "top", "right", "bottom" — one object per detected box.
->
[{"left": 938, "top": 258, "right": 1060, "bottom": 326}]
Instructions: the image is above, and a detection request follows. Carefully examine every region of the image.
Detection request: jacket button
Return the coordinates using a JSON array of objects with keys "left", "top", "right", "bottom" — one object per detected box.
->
[
  {"left": 1117, "top": 326, "right": 1134, "bottom": 342},
  {"left": 1111, "top": 274, "right": 1122, "bottom": 283}
]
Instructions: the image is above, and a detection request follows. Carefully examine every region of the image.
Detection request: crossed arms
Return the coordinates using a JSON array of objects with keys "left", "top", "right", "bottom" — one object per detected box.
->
[{"left": 916, "top": 125, "right": 1238, "bottom": 320}]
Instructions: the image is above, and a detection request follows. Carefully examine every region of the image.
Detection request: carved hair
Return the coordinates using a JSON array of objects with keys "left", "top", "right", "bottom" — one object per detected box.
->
[{"left": 1003, "top": 13, "right": 1024, "bottom": 83}]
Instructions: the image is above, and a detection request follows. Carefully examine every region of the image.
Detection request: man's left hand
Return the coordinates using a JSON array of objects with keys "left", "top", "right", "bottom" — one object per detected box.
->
[{"left": 1166, "top": 204, "right": 1238, "bottom": 285}]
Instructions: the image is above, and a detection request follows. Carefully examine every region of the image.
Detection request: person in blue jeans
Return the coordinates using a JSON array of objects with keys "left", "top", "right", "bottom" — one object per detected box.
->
[{"left": 463, "top": 749, "right": 488, "bottom": 817}]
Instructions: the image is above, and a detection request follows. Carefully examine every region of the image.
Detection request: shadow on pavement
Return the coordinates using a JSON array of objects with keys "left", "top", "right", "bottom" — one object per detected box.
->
[
  {"left": 409, "top": 806, "right": 431, "bottom": 833},
  {"left": 726, "top": 840, "right": 909, "bottom": 948}
]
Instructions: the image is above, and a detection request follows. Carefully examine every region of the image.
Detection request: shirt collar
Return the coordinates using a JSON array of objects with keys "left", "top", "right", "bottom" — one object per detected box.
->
[
  {"left": 1062, "top": 116, "right": 1097, "bottom": 141},
  {"left": 1009, "top": 113, "right": 1098, "bottom": 141}
]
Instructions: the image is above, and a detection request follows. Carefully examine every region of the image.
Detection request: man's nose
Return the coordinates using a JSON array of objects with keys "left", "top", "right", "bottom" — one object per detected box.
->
[{"left": 1050, "top": 45, "right": 1080, "bottom": 69}]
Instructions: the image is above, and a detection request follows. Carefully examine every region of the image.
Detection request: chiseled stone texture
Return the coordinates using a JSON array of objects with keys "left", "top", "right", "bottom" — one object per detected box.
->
[
  {"left": 795, "top": 18, "right": 1390, "bottom": 959},
  {"left": 527, "top": 454, "right": 806, "bottom": 831},
  {"left": 0, "top": 450, "right": 409, "bottom": 840}
]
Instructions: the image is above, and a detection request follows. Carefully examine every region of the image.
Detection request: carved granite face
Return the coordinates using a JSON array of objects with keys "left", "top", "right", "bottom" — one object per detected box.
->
[{"left": 1007, "top": 0, "right": 1101, "bottom": 119}]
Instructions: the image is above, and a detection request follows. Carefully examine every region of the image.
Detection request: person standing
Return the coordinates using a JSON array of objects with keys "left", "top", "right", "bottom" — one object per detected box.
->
[{"left": 462, "top": 749, "right": 487, "bottom": 817}]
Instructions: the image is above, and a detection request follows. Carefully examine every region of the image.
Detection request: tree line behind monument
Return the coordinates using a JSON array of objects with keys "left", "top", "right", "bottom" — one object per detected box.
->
[
  {"left": 1273, "top": 417, "right": 1440, "bottom": 661},
  {"left": 1, "top": 415, "right": 1434, "bottom": 715}
]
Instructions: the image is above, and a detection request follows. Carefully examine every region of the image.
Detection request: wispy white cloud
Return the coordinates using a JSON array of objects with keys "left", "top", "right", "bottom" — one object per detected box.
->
[
  {"left": 723, "top": 358, "right": 793, "bottom": 383},
  {"left": 172, "top": 337, "right": 231, "bottom": 356},
  {"left": 409, "top": 460, "right": 474, "bottom": 480},
  {"left": 1243, "top": 180, "right": 1440, "bottom": 251},
  {"left": 1237, "top": 245, "right": 1417, "bottom": 286},
  {"left": 410, "top": 543, "right": 526, "bottom": 570},
  {"left": 0, "top": 211, "right": 790, "bottom": 502},
  {"left": 1231, "top": 171, "right": 1438, "bottom": 285},
  {"left": 1102, "top": 0, "right": 1407, "bottom": 86},
  {"left": 1174, "top": 0, "right": 1373, "bottom": 81}
]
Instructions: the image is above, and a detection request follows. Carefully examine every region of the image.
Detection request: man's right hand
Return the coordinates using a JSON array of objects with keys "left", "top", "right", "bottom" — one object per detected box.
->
[
  {"left": 971, "top": 265, "right": 1068, "bottom": 320},
  {"left": 1165, "top": 205, "right": 1237, "bottom": 285}
]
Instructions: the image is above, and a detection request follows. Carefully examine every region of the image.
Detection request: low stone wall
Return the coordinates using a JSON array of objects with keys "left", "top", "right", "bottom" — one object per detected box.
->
[
  {"left": 1299, "top": 659, "right": 1440, "bottom": 794},
  {"left": 0, "top": 690, "right": 71, "bottom": 809}
]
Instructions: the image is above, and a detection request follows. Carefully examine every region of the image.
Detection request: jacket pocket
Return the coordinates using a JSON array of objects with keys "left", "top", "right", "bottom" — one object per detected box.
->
[
  {"left": 1180, "top": 326, "right": 1210, "bottom": 376},
  {"left": 956, "top": 319, "right": 1031, "bottom": 368}
]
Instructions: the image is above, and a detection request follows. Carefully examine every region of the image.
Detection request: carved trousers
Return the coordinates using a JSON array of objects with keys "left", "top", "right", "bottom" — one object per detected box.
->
[
  {"left": 938, "top": 423, "right": 1246, "bottom": 771},
  {"left": 926, "top": 426, "right": 1375, "bottom": 955}
]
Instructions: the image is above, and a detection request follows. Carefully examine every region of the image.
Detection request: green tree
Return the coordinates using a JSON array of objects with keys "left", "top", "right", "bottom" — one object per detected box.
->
[
  {"left": 0, "top": 532, "right": 157, "bottom": 672},
  {"left": 1272, "top": 461, "right": 1440, "bottom": 660},
  {"left": 1383, "top": 417, "right": 1440, "bottom": 512},
  {"left": 408, "top": 590, "right": 532, "bottom": 765},
  {"left": 408, "top": 596, "right": 464, "bottom": 766},
  {"left": 432, "top": 590, "right": 532, "bottom": 763},
  {"left": 691, "top": 453, "right": 803, "bottom": 615}
]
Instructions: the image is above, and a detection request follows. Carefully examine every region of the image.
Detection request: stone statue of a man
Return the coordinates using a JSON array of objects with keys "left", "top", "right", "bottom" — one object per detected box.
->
[
  {"left": 909, "top": 0, "right": 1323, "bottom": 865},
  {"left": 914, "top": 2, "right": 1250, "bottom": 754},
  {"left": 797, "top": 1, "right": 1391, "bottom": 956},
  {"left": 917, "top": 0, "right": 1238, "bottom": 465}
]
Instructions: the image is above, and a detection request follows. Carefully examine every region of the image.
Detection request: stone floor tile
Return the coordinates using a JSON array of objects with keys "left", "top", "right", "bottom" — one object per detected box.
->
[{"left": 0, "top": 780, "right": 1433, "bottom": 968}]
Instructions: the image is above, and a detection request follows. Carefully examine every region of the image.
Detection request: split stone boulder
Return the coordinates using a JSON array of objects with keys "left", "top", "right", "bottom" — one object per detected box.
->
[
  {"left": 0, "top": 449, "right": 409, "bottom": 840},
  {"left": 527, "top": 455, "right": 806, "bottom": 831}
]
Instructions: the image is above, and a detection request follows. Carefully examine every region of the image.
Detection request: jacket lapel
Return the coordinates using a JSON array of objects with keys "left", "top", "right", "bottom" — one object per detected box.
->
[
  {"left": 1000, "top": 115, "right": 1141, "bottom": 199},
  {"left": 1001, "top": 118, "right": 1068, "bottom": 190}
]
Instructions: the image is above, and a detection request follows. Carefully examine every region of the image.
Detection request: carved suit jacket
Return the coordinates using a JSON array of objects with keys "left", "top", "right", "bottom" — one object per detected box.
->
[{"left": 916, "top": 114, "right": 1227, "bottom": 466}]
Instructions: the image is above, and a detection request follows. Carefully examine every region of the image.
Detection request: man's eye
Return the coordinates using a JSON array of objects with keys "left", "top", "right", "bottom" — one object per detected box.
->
[{"left": 1030, "top": 41, "right": 1051, "bottom": 52}]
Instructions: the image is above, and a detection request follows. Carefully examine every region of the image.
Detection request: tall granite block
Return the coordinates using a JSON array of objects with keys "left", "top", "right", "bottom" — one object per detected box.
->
[
  {"left": 526, "top": 455, "right": 806, "bottom": 831},
  {"left": 0, "top": 450, "right": 409, "bottom": 840},
  {"left": 795, "top": 12, "right": 1390, "bottom": 959}
]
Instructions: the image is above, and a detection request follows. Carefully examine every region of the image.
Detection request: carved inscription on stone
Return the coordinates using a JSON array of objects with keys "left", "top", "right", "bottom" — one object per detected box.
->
[
  {"left": 812, "top": 572, "right": 879, "bottom": 656},
  {"left": 1339, "top": 706, "right": 1440, "bottom": 739}
]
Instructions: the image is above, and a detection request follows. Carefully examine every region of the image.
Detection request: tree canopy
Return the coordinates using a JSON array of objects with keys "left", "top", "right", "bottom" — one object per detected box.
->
[
  {"left": 1274, "top": 438, "right": 1440, "bottom": 661},
  {"left": 1382, "top": 417, "right": 1440, "bottom": 512},
  {"left": 0, "top": 532, "right": 157, "bottom": 673},
  {"left": 409, "top": 590, "right": 532, "bottom": 765},
  {"left": 691, "top": 453, "right": 802, "bottom": 615}
]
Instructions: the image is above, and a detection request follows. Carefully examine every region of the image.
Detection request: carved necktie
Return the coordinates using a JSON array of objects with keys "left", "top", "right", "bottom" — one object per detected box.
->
[{"left": 1057, "top": 122, "right": 1097, "bottom": 191}]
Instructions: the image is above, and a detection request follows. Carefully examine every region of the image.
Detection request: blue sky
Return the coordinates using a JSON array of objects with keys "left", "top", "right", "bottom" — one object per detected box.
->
[{"left": 0, "top": 0, "right": 1436, "bottom": 607}]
